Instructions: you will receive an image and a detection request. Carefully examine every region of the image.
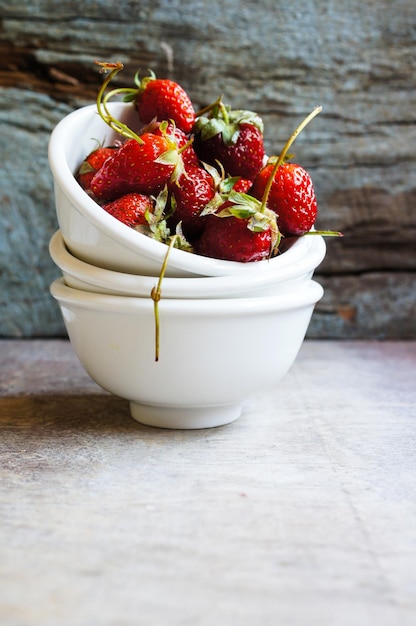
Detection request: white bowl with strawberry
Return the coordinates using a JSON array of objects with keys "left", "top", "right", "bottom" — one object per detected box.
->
[
  {"left": 50, "top": 276, "right": 324, "bottom": 429},
  {"left": 48, "top": 63, "right": 341, "bottom": 429},
  {"left": 49, "top": 229, "right": 326, "bottom": 299},
  {"left": 49, "top": 62, "right": 338, "bottom": 278}
]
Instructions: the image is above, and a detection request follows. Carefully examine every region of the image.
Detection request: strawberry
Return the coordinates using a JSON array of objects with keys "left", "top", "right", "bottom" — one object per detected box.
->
[
  {"left": 195, "top": 214, "right": 273, "bottom": 262},
  {"left": 90, "top": 133, "right": 181, "bottom": 201},
  {"left": 77, "top": 145, "right": 117, "bottom": 193},
  {"left": 193, "top": 101, "right": 265, "bottom": 180},
  {"left": 102, "top": 192, "right": 154, "bottom": 228},
  {"left": 195, "top": 190, "right": 280, "bottom": 262},
  {"left": 120, "top": 70, "right": 196, "bottom": 134},
  {"left": 231, "top": 177, "right": 253, "bottom": 193},
  {"left": 251, "top": 162, "right": 318, "bottom": 236},
  {"left": 169, "top": 165, "right": 216, "bottom": 241},
  {"left": 142, "top": 119, "right": 199, "bottom": 168}
]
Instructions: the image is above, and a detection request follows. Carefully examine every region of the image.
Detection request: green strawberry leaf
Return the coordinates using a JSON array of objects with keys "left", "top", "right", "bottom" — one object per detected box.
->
[
  {"left": 229, "top": 109, "right": 264, "bottom": 134},
  {"left": 172, "top": 222, "right": 193, "bottom": 252},
  {"left": 200, "top": 192, "right": 226, "bottom": 216},
  {"left": 200, "top": 161, "right": 223, "bottom": 187},
  {"left": 247, "top": 213, "right": 272, "bottom": 233},
  {"left": 155, "top": 149, "right": 180, "bottom": 166},
  {"left": 200, "top": 118, "right": 228, "bottom": 141},
  {"left": 227, "top": 190, "right": 263, "bottom": 212},
  {"left": 78, "top": 161, "right": 95, "bottom": 175},
  {"left": 221, "top": 205, "right": 257, "bottom": 219},
  {"left": 219, "top": 176, "right": 241, "bottom": 194}
]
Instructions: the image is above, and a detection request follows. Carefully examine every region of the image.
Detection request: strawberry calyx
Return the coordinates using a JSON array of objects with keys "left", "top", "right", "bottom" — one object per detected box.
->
[
  {"left": 152, "top": 121, "right": 190, "bottom": 185},
  {"left": 194, "top": 97, "right": 264, "bottom": 146},
  {"left": 136, "top": 185, "right": 170, "bottom": 242},
  {"left": 136, "top": 186, "right": 193, "bottom": 251},
  {"left": 132, "top": 69, "right": 157, "bottom": 97}
]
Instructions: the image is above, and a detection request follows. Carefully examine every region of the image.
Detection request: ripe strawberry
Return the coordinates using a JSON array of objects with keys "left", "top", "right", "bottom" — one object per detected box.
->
[
  {"left": 251, "top": 162, "right": 318, "bottom": 236},
  {"left": 126, "top": 71, "right": 196, "bottom": 134},
  {"left": 169, "top": 165, "right": 216, "bottom": 241},
  {"left": 142, "top": 119, "right": 199, "bottom": 168},
  {"left": 193, "top": 102, "right": 265, "bottom": 180},
  {"left": 231, "top": 177, "right": 252, "bottom": 193},
  {"left": 102, "top": 192, "right": 154, "bottom": 228},
  {"left": 196, "top": 214, "right": 273, "bottom": 262},
  {"left": 77, "top": 145, "right": 117, "bottom": 193},
  {"left": 195, "top": 190, "right": 280, "bottom": 262},
  {"left": 90, "top": 134, "right": 181, "bottom": 201}
]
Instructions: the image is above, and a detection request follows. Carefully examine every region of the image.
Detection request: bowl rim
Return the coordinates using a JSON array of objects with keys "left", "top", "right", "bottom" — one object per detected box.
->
[
  {"left": 48, "top": 102, "right": 317, "bottom": 277},
  {"left": 50, "top": 276, "right": 324, "bottom": 315},
  {"left": 49, "top": 230, "right": 326, "bottom": 298}
]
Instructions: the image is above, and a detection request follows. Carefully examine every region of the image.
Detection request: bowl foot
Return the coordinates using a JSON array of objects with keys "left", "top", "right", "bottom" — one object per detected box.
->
[{"left": 129, "top": 401, "right": 242, "bottom": 429}]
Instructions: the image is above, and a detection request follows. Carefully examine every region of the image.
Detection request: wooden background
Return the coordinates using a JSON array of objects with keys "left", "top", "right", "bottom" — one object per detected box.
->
[{"left": 1, "top": 0, "right": 415, "bottom": 338}]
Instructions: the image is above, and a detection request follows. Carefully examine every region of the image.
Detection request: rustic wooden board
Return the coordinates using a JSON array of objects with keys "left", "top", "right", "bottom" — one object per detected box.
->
[
  {"left": 0, "top": 0, "right": 415, "bottom": 337},
  {"left": 1, "top": 339, "right": 416, "bottom": 625}
]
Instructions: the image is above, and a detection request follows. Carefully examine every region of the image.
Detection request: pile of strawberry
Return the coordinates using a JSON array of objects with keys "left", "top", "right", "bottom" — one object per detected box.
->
[{"left": 76, "top": 61, "right": 322, "bottom": 263}]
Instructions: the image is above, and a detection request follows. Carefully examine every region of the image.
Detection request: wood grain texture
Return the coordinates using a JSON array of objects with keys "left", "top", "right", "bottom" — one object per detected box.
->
[
  {"left": 1, "top": 339, "right": 416, "bottom": 625},
  {"left": 0, "top": 0, "right": 415, "bottom": 337}
]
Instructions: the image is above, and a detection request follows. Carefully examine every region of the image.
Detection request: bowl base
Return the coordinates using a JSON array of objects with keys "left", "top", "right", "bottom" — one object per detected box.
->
[{"left": 129, "top": 401, "right": 242, "bottom": 430}]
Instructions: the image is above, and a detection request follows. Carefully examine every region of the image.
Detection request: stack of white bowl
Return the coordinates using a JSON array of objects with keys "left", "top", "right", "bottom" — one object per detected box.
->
[{"left": 48, "top": 103, "right": 326, "bottom": 429}]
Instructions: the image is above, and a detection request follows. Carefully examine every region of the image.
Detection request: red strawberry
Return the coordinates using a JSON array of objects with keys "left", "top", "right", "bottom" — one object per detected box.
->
[
  {"left": 193, "top": 103, "right": 265, "bottom": 180},
  {"left": 90, "top": 134, "right": 180, "bottom": 201},
  {"left": 231, "top": 177, "right": 253, "bottom": 193},
  {"left": 131, "top": 71, "right": 196, "bottom": 134},
  {"left": 196, "top": 214, "right": 273, "bottom": 262},
  {"left": 195, "top": 191, "right": 280, "bottom": 262},
  {"left": 169, "top": 165, "right": 216, "bottom": 241},
  {"left": 142, "top": 119, "right": 199, "bottom": 168},
  {"left": 77, "top": 145, "right": 117, "bottom": 192},
  {"left": 251, "top": 162, "right": 318, "bottom": 236},
  {"left": 102, "top": 192, "right": 154, "bottom": 228}
]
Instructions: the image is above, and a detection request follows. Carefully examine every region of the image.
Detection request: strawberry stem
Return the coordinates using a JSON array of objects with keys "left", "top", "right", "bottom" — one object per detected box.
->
[
  {"left": 219, "top": 100, "right": 230, "bottom": 125},
  {"left": 94, "top": 60, "right": 144, "bottom": 144},
  {"left": 195, "top": 95, "right": 223, "bottom": 118},
  {"left": 150, "top": 234, "right": 178, "bottom": 362},
  {"left": 260, "top": 105, "right": 322, "bottom": 212},
  {"left": 305, "top": 229, "right": 343, "bottom": 237}
]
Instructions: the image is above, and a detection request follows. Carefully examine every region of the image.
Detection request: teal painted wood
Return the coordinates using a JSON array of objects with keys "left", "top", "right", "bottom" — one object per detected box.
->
[{"left": 0, "top": 0, "right": 415, "bottom": 337}]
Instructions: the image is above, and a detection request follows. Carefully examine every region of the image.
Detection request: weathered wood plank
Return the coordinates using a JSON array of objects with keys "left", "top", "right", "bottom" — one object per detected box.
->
[
  {"left": 311, "top": 272, "right": 416, "bottom": 339},
  {"left": 1, "top": 0, "right": 415, "bottom": 337},
  {"left": 1, "top": 339, "right": 416, "bottom": 625}
]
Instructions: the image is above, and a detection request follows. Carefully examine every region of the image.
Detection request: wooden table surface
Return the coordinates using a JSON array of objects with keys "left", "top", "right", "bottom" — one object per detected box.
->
[{"left": 1, "top": 339, "right": 415, "bottom": 626}]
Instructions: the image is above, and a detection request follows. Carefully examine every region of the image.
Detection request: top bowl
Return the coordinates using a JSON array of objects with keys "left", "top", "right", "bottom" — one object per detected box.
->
[{"left": 49, "top": 102, "right": 315, "bottom": 278}]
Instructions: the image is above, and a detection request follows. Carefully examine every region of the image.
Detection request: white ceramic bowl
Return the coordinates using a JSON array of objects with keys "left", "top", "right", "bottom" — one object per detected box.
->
[
  {"left": 49, "top": 230, "right": 326, "bottom": 299},
  {"left": 48, "top": 102, "right": 316, "bottom": 277},
  {"left": 50, "top": 277, "right": 323, "bottom": 429}
]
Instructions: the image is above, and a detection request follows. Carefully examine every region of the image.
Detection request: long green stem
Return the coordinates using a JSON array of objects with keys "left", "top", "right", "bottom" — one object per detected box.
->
[
  {"left": 305, "top": 229, "right": 343, "bottom": 237},
  {"left": 260, "top": 105, "right": 322, "bottom": 212},
  {"left": 151, "top": 234, "right": 178, "bottom": 362},
  {"left": 95, "top": 61, "right": 144, "bottom": 144}
]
